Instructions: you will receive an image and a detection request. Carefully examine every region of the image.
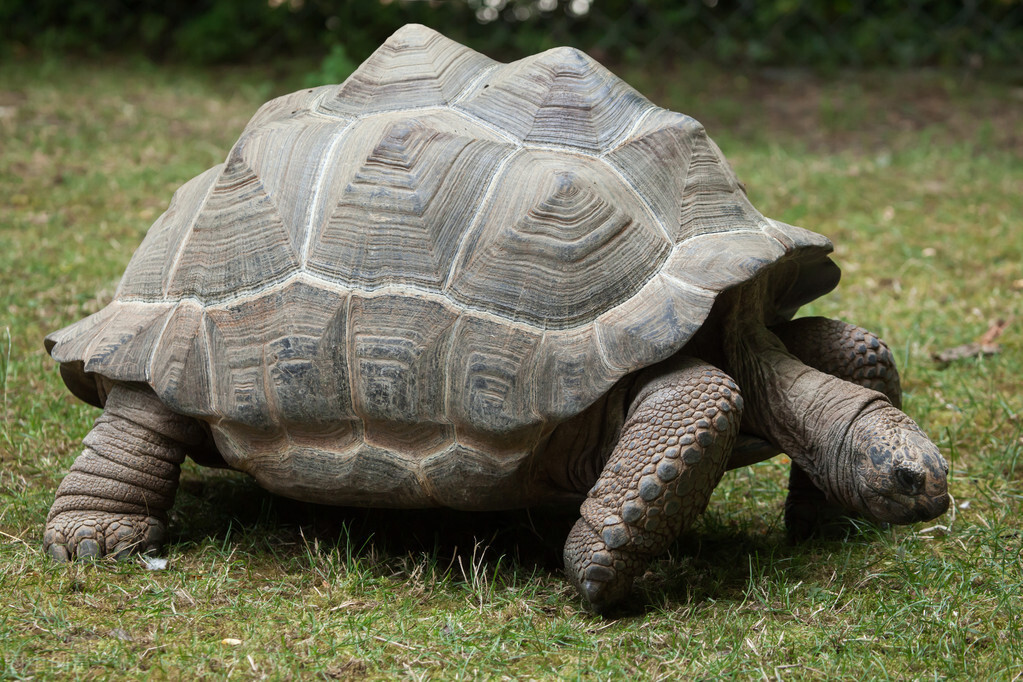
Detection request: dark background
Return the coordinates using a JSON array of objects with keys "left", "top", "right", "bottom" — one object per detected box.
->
[{"left": 2, "top": 0, "right": 1021, "bottom": 74}]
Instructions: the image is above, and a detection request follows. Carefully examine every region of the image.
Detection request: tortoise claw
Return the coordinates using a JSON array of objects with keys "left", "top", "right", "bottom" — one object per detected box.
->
[
  {"left": 76, "top": 538, "right": 101, "bottom": 560},
  {"left": 43, "top": 511, "right": 166, "bottom": 562},
  {"left": 44, "top": 533, "right": 70, "bottom": 563}
]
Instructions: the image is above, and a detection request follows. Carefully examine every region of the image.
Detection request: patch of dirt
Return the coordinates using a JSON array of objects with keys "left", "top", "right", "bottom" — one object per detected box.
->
[{"left": 650, "top": 68, "right": 1023, "bottom": 154}]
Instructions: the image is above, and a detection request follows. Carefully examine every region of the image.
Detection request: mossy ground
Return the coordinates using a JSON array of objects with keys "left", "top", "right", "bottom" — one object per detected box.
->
[{"left": 1, "top": 57, "right": 1021, "bottom": 679}]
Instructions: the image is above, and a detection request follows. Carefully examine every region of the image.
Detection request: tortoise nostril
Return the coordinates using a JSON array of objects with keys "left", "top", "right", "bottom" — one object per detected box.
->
[{"left": 895, "top": 463, "right": 926, "bottom": 495}]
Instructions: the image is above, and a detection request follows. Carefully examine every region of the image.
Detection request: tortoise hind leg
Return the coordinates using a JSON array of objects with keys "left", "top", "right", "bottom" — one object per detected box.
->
[
  {"left": 563, "top": 359, "right": 742, "bottom": 611},
  {"left": 772, "top": 316, "right": 903, "bottom": 539},
  {"left": 44, "top": 384, "right": 204, "bottom": 561}
]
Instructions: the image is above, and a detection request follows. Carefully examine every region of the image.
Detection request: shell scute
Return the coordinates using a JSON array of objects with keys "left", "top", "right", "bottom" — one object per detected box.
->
[
  {"left": 117, "top": 166, "right": 222, "bottom": 300},
  {"left": 666, "top": 231, "right": 785, "bottom": 292},
  {"left": 348, "top": 292, "right": 458, "bottom": 424},
  {"left": 676, "top": 131, "right": 756, "bottom": 242},
  {"left": 446, "top": 150, "right": 670, "bottom": 328},
  {"left": 532, "top": 326, "right": 619, "bottom": 421},
  {"left": 421, "top": 443, "right": 532, "bottom": 509},
  {"left": 604, "top": 109, "right": 707, "bottom": 243},
  {"left": 73, "top": 302, "right": 170, "bottom": 382},
  {"left": 232, "top": 117, "right": 357, "bottom": 260},
  {"left": 594, "top": 275, "right": 715, "bottom": 373},
  {"left": 222, "top": 429, "right": 427, "bottom": 506},
  {"left": 198, "top": 280, "right": 354, "bottom": 429},
  {"left": 447, "top": 315, "right": 542, "bottom": 438},
  {"left": 243, "top": 85, "right": 335, "bottom": 132},
  {"left": 151, "top": 302, "right": 214, "bottom": 417}
]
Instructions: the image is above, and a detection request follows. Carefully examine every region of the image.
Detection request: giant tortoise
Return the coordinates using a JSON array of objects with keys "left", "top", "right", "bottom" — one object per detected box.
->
[{"left": 43, "top": 24, "right": 949, "bottom": 609}]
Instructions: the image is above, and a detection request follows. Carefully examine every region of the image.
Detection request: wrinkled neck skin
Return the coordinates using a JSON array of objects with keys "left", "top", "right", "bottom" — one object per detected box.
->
[
  {"left": 733, "top": 322, "right": 886, "bottom": 504},
  {"left": 721, "top": 281, "right": 885, "bottom": 511}
]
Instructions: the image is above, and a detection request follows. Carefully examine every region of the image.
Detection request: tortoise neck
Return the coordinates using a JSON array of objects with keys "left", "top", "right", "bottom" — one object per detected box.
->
[{"left": 721, "top": 285, "right": 879, "bottom": 488}]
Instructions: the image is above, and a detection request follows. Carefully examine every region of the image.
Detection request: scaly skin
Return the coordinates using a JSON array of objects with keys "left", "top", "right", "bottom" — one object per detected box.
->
[
  {"left": 772, "top": 317, "right": 904, "bottom": 538},
  {"left": 563, "top": 359, "right": 742, "bottom": 611},
  {"left": 44, "top": 384, "right": 203, "bottom": 561}
]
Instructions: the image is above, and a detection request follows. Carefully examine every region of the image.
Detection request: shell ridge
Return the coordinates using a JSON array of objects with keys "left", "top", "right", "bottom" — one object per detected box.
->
[
  {"left": 158, "top": 274, "right": 541, "bottom": 334},
  {"left": 676, "top": 227, "right": 769, "bottom": 247},
  {"left": 440, "top": 314, "right": 462, "bottom": 437},
  {"left": 107, "top": 266, "right": 736, "bottom": 342},
  {"left": 300, "top": 119, "right": 357, "bottom": 265},
  {"left": 760, "top": 221, "right": 796, "bottom": 255},
  {"left": 200, "top": 309, "right": 218, "bottom": 418},
  {"left": 601, "top": 153, "right": 674, "bottom": 245},
  {"left": 449, "top": 62, "right": 504, "bottom": 106},
  {"left": 602, "top": 104, "right": 658, "bottom": 157},
  {"left": 658, "top": 269, "right": 716, "bottom": 298},
  {"left": 76, "top": 302, "right": 126, "bottom": 372},
  {"left": 339, "top": 292, "right": 366, "bottom": 448},
  {"left": 245, "top": 140, "right": 309, "bottom": 261},
  {"left": 450, "top": 107, "right": 522, "bottom": 147},
  {"left": 261, "top": 340, "right": 280, "bottom": 427},
  {"left": 161, "top": 164, "right": 223, "bottom": 297},
  {"left": 588, "top": 321, "right": 615, "bottom": 376},
  {"left": 440, "top": 147, "right": 522, "bottom": 292},
  {"left": 144, "top": 301, "right": 181, "bottom": 384}
]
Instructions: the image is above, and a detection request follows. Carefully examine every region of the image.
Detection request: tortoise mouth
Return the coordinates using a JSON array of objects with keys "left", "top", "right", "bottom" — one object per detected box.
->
[
  {"left": 860, "top": 486, "right": 950, "bottom": 524},
  {"left": 856, "top": 454, "right": 950, "bottom": 524}
]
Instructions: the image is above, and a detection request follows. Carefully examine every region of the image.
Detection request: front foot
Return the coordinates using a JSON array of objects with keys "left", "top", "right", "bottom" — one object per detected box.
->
[
  {"left": 44, "top": 511, "right": 166, "bottom": 562},
  {"left": 564, "top": 516, "right": 641, "bottom": 612},
  {"left": 564, "top": 360, "right": 742, "bottom": 611}
]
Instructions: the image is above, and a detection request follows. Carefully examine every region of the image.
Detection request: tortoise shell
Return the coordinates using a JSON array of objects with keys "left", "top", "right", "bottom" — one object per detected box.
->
[{"left": 46, "top": 25, "right": 836, "bottom": 508}]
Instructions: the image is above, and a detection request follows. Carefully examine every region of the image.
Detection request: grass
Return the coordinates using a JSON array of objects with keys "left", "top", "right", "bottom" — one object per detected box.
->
[{"left": 1, "top": 53, "right": 1021, "bottom": 679}]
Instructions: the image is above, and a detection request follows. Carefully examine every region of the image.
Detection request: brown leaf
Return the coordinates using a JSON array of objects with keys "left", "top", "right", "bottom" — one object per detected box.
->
[
  {"left": 933, "top": 318, "right": 1011, "bottom": 364},
  {"left": 932, "top": 343, "right": 1000, "bottom": 363},
  {"left": 979, "top": 318, "right": 1010, "bottom": 345}
]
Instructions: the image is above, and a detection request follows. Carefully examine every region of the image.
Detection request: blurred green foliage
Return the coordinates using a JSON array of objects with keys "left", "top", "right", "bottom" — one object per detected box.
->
[{"left": 1, "top": 0, "right": 1021, "bottom": 70}]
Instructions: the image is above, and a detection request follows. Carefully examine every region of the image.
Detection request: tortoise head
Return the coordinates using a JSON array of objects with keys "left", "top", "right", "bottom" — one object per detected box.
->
[{"left": 837, "top": 402, "right": 950, "bottom": 523}]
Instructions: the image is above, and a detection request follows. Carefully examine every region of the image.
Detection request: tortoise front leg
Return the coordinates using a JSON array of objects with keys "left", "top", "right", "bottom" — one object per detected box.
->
[
  {"left": 563, "top": 359, "right": 742, "bottom": 610},
  {"left": 772, "top": 316, "right": 903, "bottom": 538},
  {"left": 773, "top": 316, "right": 902, "bottom": 406},
  {"left": 44, "top": 384, "right": 204, "bottom": 561}
]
